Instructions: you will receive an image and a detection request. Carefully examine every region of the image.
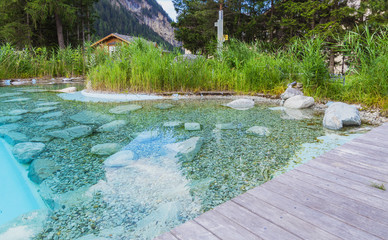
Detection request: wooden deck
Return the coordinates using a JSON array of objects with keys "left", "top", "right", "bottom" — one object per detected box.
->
[{"left": 155, "top": 123, "right": 388, "bottom": 240}]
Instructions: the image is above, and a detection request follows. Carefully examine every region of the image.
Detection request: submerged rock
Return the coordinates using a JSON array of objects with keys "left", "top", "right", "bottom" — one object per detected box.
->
[
  {"left": 280, "top": 87, "right": 303, "bottom": 100},
  {"left": 215, "top": 123, "right": 236, "bottom": 130},
  {"left": 163, "top": 121, "right": 182, "bottom": 128},
  {"left": 31, "top": 107, "right": 57, "bottom": 113},
  {"left": 154, "top": 103, "right": 175, "bottom": 110},
  {"left": 282, "top": 108, "right": 314, "bottom": 120},
  {"left": 91, "top": 143, "right": 122, "bottom": 156},
  {"left": 0, "top": 116, "right": 23, "bottom": 124},
  {"left": 97, "top": 120, "right": 128, "bottom": 132},
  {"left": 104, "top": 150, "right": 135, "bottom": 167},
  {"left": 3, "top": 97, "right": 30, "bottom": 103},
  {"left": 184, "top": 122, "right": 201, "bottom": 131},
  {"left": 109, "top": 104, "right": 142, "bottom": 114},
  {"left": 0, "top": 123, "right": 20, "bottom": 131},
  {"left": 284, "top": 95, "right": 314, "bottom": 109},
  {"left": 323, "top": 102, "right": 361, "bottom": 130},
  {"left": 246, "top": 126, "right": 271, "bottom": 136},
  {"left": 135, "top": 130, "right": 159, "bottom": 142},
  {"left": 48, "top": 125, "right": 93, "bottom": 141},
  {"left": 225, "top": 99, "right": 254, "bottom": 110},
  {"left": 0, "top": 92, "right": 23, "bottom": 98},
  {"left": 70, "top": 111, "right": 114, "bottom": 125},
  {"left": 8, "top": 109, "right": 29, "bottom": 116},
  {"left": 0, "top": 130, "right": 28, "bottom": 145},
  {"left": 32, "top": 120, "right": 65, "bottom": 130},
  {"left": 28, "top": 158, "right": 60, "bottom": 184},
  {"left": 165, "top": 137, "right": 203, "bottom": 162},
  {"left": 12, "top": 142, "right": 45, "bottom": 164},
  {"left": 30, "top": 136, "right": 53, "bottom": 143},
  {"left": 39, "top": 111, "right": 63, "bottom": 119},
  {"left": 36, "top": 102, "right": 59, "bottom": 107},
  {"left": 54, "top": 87, "right": 77, "bottom": 93}
]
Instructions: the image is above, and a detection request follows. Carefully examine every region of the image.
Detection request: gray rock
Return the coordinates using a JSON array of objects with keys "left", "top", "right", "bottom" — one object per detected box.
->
[
  {"left": 28, "top": 158, "right": 60, "bottom": 184},
  {"left": 3, "top": 98, "right": 30, "bottom": 103},
  {"left": 163, "top": 121, "right": 182, "bottom": 128},
  {"left": 97, "top": 120, "right": 127, "bottom": 132},
  {"left": 91, "top": 143, "right": 122, "bottom": 156},
  {"left": 154, "top": 103, "right": 174, "bottom": 110},
  {"left": 70, "top": 111, "right": 114, "bottom": 125},
  {"left": 31, "top": 107, "right": 57, "bottom": 113},
  {"left": 0, "top": 116, "right": 22, "bottom": 124},
  {"left": 0, "top": 130, "right": 28, "bottom": 145},
  {"left": 215, "top": 123, "right": 236, "bottom": 130},
  {"left": 48, "top": 125, "right": 93, "bottom": 141},
  {"left": 184, "top": 122, "right": 201, "bottom": 131},
  {"left": 109, "top": 104, "right": 142, "bottom": 114},
  {"left": 12, "top": 142, "right": 45, "bottom": 164},
  {"left": 0, "top": 92, "right": 23, "bottom": 98},
  {"left": 323, "top": 102, "right": 361, "bottom": 130},
  {"left": 32, "top": 120, "right": 65, "bottom": 130},
  {"left": 165, "top": 137, "right": 203, "bottom": 162},
  {"left": 280, "top": 87, "right": 304, "bottom": 100},
  {"left": 174, "top": 54, "right": 204, "bottom": 62},
  {"left": 246, "top": 126, "right": 271, "bottom": 136},
  {"left": 39, "top": 111, "right": 63, "bottom": 119},
  {"left": 225, "top": 99, "right": 254, "bottom": 110},
  {"left": 104, "top": 150, "right": 135, "bottom": 167},
  {"left": 284, "top": 95, "right": 314, "bottom": 109},
  {"left": 8, "top": 109, "right": 29, "bottom": 115}
]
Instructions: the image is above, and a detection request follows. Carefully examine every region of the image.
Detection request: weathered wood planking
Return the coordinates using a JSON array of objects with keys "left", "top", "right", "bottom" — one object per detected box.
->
[{"left": 155, "top": 123, "right": 388, "bottom": 240}]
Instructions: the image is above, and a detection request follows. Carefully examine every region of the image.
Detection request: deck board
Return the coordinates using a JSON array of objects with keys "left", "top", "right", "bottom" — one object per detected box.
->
[{"left": 155, "top": 123, "right": 388, "bottom": 240}]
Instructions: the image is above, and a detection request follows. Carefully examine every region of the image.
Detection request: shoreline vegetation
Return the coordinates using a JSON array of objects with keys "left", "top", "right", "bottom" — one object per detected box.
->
[{"left": 0, "top": 27, "right": 387, "bottom": 113}]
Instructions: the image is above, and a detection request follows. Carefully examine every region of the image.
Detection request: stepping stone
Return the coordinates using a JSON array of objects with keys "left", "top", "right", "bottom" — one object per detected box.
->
[
  {"left": 215, "top": 123, "right": 236, "bottom": 130},
  {"left": 3, "top": 98, "right": 30, "bottom": 103},
  {"left": 163, "top": 121, "right": 182, "bottom": 128},
  {"left": 184, "top": 122, "right": 201, "bottom": 131},
  {"left": 28, "top": 158, "right": 60, "bottom": 184},
  {"left": 12, "top": 142, "right": 45, "bottom": 164},
  {"left": 32, "top": 121, "right": 65, "bottom": 130},
  {"left": 96, "top": 120, "right": 128, "bottom": 132},
  {"left": 36, "top": 102, "right": 59, "bottom": 107},
  {"left": 134, "top": 130, "right": 159, "bottom": 142},
  {"left": 39, "top": 111, "right": 63, "bottom": 119},
  {"left": 31, "top": 107, "right": 58, "bottom": 113},
  {"left": 18, "top": 89, "right": 47, "bottom": 93},
  {"left": 109, "top": 104, "right": 142, "bottom": 114},
  {"left": 154, "top": 103, "right": 175, "bottom": 110},
  {"left": 165, "top": 137, "right": 203, "bottom": 161},
  {"left": 0, "top": 123, "right": 20, "bottom": 131},
  {"left": 0, "top": 130, "right": 28, "bottom": 145},
  {"left": 48, "top": 125, "right": 93, "bottom": 141},
  {"left": 224, "top": 99, "right": 254, "bottom": 110},
  {"left": 91, "top": 143, "right": 122, "bottom": 156},
  {"left": 8, "top": 109, "right": 29, "bottom": 116},
  {"left": 0, "top": 116, "right": 22, "bottom": 124},
  {"left": 70, "top": 111, "right": 114, "bottom": 125},
  {"left": 246, "top": 126, "right": 271, "bottom": 136},
  {"left": 30, "top": 136, "right": 53, "bottom": 143},
  {"left": 0, "top": 92, "right": 23, "bottom": 98},
  {"left": 104, "top": 150, "right": 135, "bottom": 167}
]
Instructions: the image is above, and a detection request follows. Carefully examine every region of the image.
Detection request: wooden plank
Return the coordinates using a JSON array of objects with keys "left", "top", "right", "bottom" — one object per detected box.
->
[
  {"left": 154, "top": 232, "right": 179, "bottom": 240},
  {"left": 274, "top": 173, "right": 388, "bottom": 226},
  {"left": 262, "top": 178, "right": 388, "bottom": 239},
  {"left": 295, "top": 164, "right": 388, "bottom": 200},
  {"left": 349, "top": 139, "right": 388, "bottom": 153},
  {"left": 353, "top": 137, "right": 388, "bottom": 148},
  {"left": 194, "top": 209, "right": 262, "bottom": 240},
  {"left": 213, "top": 200, "right": 300, "bottom": 240},
  {"left": 288, "top": 169, "right": 388, "bottom": 211},
  {"left": 247, "top": 187, "right": 377, "bottom": 240},
  {"left": 340, "top": 141, "right": 388, "bottom": 157},
  {"left": 170, "top": 220, "right": 220, "bottom": 240},
  {"left": 336, "top": 143, "right": 388, "bottom": 160},
  {"left": 232, "top": 193, "right": 341, "bottom": 240}
]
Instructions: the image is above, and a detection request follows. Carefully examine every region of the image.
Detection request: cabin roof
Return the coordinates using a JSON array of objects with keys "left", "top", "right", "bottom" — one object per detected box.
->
[{"left": 91, "top": 33, "right": 138, "bottom": 47}]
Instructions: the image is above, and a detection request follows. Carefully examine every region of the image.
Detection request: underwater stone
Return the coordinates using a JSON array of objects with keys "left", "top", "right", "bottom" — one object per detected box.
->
[
  {"left": 225, "top": 99, "right": 254, "bottom": 110},
  {"left": 28, "top": 158, "right": 60, "bottom": 184},
  {"left": 12, "top": 142, "right": 45, "bottom": 164},
  {"left": 0, "top": 123, "right": 20, "bottom": 131},
  {"left": 0, "top": 116, "right": 22, "bottom": 124},
  {"left": 282, "top": 108, "right": 313, "bottom": 120},
  {"left": 104, "top": 150, "right": 135, "bottom": 167},
  {"left": 280, "top": 87, "right": 304, "bottom": 100},
  {"left": 163, "top": 121, "right": 182, "bottom": 128},
  {"left": 39, "top": 111, "right": 63, "bottom": 119},
  {"left": 323, "top": 102, "right": 361, "bottom": 130},
  {"left": 91, "top": 143, "right": 122, "bottom": 156},
  {"left": 3, "top": 97, "right": 30, "bottom": 103},
  {"left": 246, "top": 126, "right": 271, "bottom": 137},
  {"left": 153, "top": 103, "right": 175, "bottom": 110},
  {"left": 284, "top": 95, "right": 314, "bottom": 109},
  {"left": 96, "top": 120, "right": 128, "bottom": 132},
  {"left": 184, "top": 122, "right": 201, "bottom": 131},
  {"left": 109, "top": 104, "right": 142, "bottom": 114},
  {"left": 36, "top": 102, "right": 60, "bottom": 107},
  {"left": 32, "top": 120, "right": 65, "bottom": 130},
  {"left": 31, "top": 107, "right": 58, "bottom": 113},
  {"left": 135, "top": 130, "right": 159, "bottom": 142},
  {"left": 215, "top": 123, "right": 236, "bottom": 130},
  {"left": 8, "top": 109, "right": 29, "bottom": 115},
  {"left": 0, "top": 130, "right": 28, "bottom": 145},
  {"left": 30, "top": 136, "right": 53, "bottom": 143},
  {"left": 165, "top": 137, "right": 203, "bottom": 162},
  {"left": 70, "top": 111, "right": 114, "bottom": 125},
  {"left": 48, "top": 125, "right": 93, "bottom": 141},
  {"left": 0, "top": 92, "right": 23, "bottom": 98}
]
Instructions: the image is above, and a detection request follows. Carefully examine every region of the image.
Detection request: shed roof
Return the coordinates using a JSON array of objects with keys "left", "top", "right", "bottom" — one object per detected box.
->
[{"left": 91, "top": 33, "right": 138, "bottom": 47}]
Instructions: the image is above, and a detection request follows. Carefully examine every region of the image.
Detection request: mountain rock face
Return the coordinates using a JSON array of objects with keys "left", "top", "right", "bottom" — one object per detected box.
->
[{"left": 112, "top": 0, "right": 179, "bottom": 47}]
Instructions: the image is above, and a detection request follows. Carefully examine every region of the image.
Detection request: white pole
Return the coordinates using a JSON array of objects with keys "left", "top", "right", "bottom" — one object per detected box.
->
[{"left": 214, "top": 9, "right": 224, "bottom": 54}]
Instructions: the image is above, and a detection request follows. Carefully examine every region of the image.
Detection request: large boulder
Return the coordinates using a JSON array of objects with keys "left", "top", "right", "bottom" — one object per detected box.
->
[
  {"left": 284, "top": 95, "right": 314, "bottom": 109},
  {"left": 28, "top": 158, "right": 60, "bottom": 184},
  {"left": 280, "top": 87, "right": 304, "bottom": 100},
  {"left": 96, "top": 120, "right": 127, "bottom": 132},
  {"left": 12, "top": 142, "right": 45, "bottom": 164},
  {"left": 91, "top": 143, "right": 121, "bottom": 156},
  {"left": 225, "top": 99, "right": 254, "bottom": 110},
  {"left": 104, "top": 150, "right": 135, "bottom": 167},
  {"left": 48, "top": 125, "right": 93, "bottom": 141},
  {"left": 323, "top": 102, "right": 361, "bottom": 130}
]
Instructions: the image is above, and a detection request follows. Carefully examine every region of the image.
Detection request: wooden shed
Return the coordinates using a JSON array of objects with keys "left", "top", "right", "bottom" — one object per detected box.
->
[{"left": 91, "top": 33, "right": 137, "bottom": 53}]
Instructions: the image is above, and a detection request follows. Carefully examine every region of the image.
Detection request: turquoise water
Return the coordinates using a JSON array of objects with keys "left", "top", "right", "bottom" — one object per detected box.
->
[
  {"left": 0, "top": 139, "right": 44, "bottom": 225},
  {"left": 0, "top": 84, "right": 366, "bottom": 239}
]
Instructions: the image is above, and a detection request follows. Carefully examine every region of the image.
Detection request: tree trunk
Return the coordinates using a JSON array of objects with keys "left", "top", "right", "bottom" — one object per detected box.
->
[
  {"left": 55, "top": 10, "right": 65, "bottom": 49},
  {"left": 329, "top": 50, "right": 335, "bottom": 74}
]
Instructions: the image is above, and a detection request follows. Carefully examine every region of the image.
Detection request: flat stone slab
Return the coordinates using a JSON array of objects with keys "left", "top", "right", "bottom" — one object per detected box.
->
[
  {"left": 8, "top": 109, "right": 29, "bottom": 116},
  {"left": 0, "top": 116, "right": 22, "bottom": 124},
  {"left": 30, "top": 136, "right": 53, "bottom": 143},
  {"left": 215, "top": 123, "right": 236, "bottom": 130},
  {"left": 109, "top": 104, "right": 142, "bottom": 114},
  {"left": 28, "top": 158, "right": 60, "bottom": 184},
  {"left": 39, "top": 111, "right": 63, "bottom": 119},
  {"left": 91, "top": 143, "right": 122, "bottom": 156},
  {"left": 246, "top": 126, "right": 271, "bottom": 136},
  {"left": 0, "top": 92, "right": 23, "bottom": 98},
  {"left": 104, "top": 150, "right": 135, "bottom": 167},
  {"left": 18, "top": 89, "right": 47, "bottom": 93},
  {"left": 0, "top": 123, "right": 20, "bottom": 131},
  {"left": 163, "top": 121, "right": 183, "bottom": 128},
  {"left": 36, "top": 102, "right": 60, "bottom": 107},
  {"left": 135, "top": 130, "right": 159, "bottom": 142},
  {"left": 0, "top": 130, "right": 29, "bottom": 145},
  {"left": 70, "top": 111, "right": 114, "bottom": 125},
  {"left": 32, "top": 121, "right": 65, "bottom": 130},
  {"left": 225, "top": 99, "right": 255, "bottom": 110},
  {"left": 185, "top": 122, "right": 201, "bottom": 131},
  {"left": 48, "top": 125, "right": 93, "bottom": 141},
  {"left": 154, "top": 103, "right": 175, "bottom": 110},
  {"left": 30, "top": 107, "right": 58, "bottom": 113},
  {"left": 12, "top": 142, "right": 45, "bottom": 164},
  {"left": 97, "top": 120, "right": 128, "bottom": 132},
  {"left": 3, "top": 98, "right": 30, "bottom": 103},
  {"left": 165, "top": 137, "right": 203, "bottom": 162}
]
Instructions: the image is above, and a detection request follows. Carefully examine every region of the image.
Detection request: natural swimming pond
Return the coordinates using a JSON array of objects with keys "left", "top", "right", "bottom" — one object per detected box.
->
[{"left": 0, "top": 84, "right": 365, "bottom": 239}]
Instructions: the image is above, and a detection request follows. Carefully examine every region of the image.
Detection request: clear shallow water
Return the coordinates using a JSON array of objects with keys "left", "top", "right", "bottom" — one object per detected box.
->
[{"left": 0, "top": 84, "right": 367, "bottom": 239}]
